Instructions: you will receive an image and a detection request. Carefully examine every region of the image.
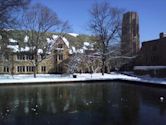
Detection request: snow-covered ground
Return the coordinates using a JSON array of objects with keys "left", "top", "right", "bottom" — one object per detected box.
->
[{"left": 0, "top": 73, "right": 166, "bottom": 86}]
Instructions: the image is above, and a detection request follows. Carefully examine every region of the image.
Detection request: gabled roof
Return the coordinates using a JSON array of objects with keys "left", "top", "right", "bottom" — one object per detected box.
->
[{"left": 47, "top": 35, "right": 70, "bottom": 49}]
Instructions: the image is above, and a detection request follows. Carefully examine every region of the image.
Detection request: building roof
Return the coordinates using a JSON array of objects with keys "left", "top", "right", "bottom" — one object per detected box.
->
[
  {"left": 142, "top": 36, "right": 166, "bottom": 46},
  {"left": 47, "top": 35, "right": 70, "bottom": 49},
  {"left": 7, "top": 45, "right": 19, "bottom": 52}
]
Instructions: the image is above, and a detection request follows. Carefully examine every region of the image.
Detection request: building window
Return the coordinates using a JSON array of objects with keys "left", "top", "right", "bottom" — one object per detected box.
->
[
  {"left": 59, "top": 54, "right": 63, "bottom": 60},
  {"left": 4, "top": 66, "right": 9, "bottom": 73},
  {"left": 54, "top": 50, "right": 58, "bottom": 54},
  {"left": 41, "top": 66, "right": 46, "bottom": 72},
  {"left": 55, "top": 55, "right": 58, "bottom": 61},
  {"left": 5, "top": 55, "right": 9, "bottom": 60},
  {"left": 58, "top": 44, "right": 63, "bottom": 48},
  {"left": 17, "top": 55, "right": 26, "bottom": 60},
  {"left": 26, "top": 66, "right": 34, "bottom": 72},
  {"left": 17, "top": 66, "right": 25, "bottom": 72},
  {"left": 17, "top": 54, "right": 34, "bottom": 60},
  {"left": 0, "top": 54, "right": 2, "bottom": 61},
  {"left": 151, "top": 56, "right": 159, "bottom": 63},
  {"left": 152, "top": 46, "right": 157, "bottom": 51},
  {"left": 56, "top": 64, "right": 63, "bottom": 73},
  {"left": 26, "top": 55, "right": 34, "bottom": 60},
  {"left": 17, "top": 55, "right": 21, "bottom": 60}
]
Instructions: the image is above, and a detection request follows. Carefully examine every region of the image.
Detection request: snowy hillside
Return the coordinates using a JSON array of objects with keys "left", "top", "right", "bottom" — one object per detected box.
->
[{"left": 68, "top": 33, "right": 79, "bottom": 37}]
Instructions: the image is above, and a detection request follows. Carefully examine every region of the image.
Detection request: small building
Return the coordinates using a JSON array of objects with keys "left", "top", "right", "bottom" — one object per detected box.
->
[{"left": 134, "top": 33, "right": 166, "bottom": 77}]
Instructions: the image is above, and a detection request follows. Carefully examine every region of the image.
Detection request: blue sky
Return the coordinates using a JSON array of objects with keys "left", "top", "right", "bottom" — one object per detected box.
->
[{"left": 32, "top": 0, "right": 166, "bottom": 42}]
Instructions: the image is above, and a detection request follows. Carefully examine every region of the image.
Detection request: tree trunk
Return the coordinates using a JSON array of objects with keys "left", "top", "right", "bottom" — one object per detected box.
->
[
  {"left": 33, "top": 53, "right": 38, "bottom": 78},
  {"left": 33, "top": 65, "right": 36, "bottom": 78},
  {"left": 11, "top": 54, "right": 14, "bottom": 77},
  {"left": 33, "top": 63, "right": 38, "bottom": 78},
  {"left": 106, "top": 63, "right": 111, "bottom": 74},
  {"left": 102, "top": 58, "right": 105, "bottom": 76}
]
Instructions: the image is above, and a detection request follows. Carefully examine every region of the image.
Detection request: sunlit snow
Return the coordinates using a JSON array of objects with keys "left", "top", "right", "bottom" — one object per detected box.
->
[{"left": 0, "top": 73, "right": 166, "bottom": 86}]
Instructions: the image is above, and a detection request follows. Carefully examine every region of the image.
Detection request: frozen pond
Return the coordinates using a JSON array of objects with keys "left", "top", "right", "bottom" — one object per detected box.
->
[{"left": 0, "top": 81, "right": 166, "bottom": 125}]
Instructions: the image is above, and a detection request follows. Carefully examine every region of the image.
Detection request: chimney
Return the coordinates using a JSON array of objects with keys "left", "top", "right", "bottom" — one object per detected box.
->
[{"left": 160, "top": 32, "right": 166, "bottom": 39}]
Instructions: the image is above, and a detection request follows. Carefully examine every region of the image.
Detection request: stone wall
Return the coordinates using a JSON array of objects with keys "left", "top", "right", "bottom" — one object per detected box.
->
[{"left": 0, "top": 37, "right": 70, "bottom": 74}]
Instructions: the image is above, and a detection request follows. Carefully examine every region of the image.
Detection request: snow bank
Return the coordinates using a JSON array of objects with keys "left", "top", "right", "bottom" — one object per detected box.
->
[
  {"left": 0, "top": 73, "right": 133, "bottom": 84},
  {"left": 134, "top": 66, "right": 166, "bottom": 70},
  {"left": 0, "top": 73, "right": 166, "bottom": 86}
]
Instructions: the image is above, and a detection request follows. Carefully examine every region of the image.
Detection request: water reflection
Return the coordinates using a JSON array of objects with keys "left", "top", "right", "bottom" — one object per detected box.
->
[{"left": 0, "top": 82, "right": 165, "bottom": 125}]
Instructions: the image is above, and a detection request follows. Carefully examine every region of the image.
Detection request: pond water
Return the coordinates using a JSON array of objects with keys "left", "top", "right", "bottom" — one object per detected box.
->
[{"left": 0, "top": 82, "right": 166, "bottom": 125}]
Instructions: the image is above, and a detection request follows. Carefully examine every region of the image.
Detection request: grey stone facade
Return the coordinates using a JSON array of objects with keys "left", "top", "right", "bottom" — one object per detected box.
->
[{"left": 121, "top": 12, "right": 140, "bottom": 56}]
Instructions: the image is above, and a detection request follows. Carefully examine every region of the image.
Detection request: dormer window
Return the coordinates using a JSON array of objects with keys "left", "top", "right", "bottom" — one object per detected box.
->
[{"left": 58, "top": 44, "right": 63, "bottom": 48}]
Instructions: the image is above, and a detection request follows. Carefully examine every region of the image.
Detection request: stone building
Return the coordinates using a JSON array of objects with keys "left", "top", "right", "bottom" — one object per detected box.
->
[
  {"left": 121, "top": 11, "right": 140, "bottom": 56},
  {"left": 133, "top": 33, "right": 166, "bottom": 77},
  {"left": 0, "top": 36, "right": 70, "bottom": 74},
  {"left": 135, "top": 33, "right": 166, "bottom": 66}
]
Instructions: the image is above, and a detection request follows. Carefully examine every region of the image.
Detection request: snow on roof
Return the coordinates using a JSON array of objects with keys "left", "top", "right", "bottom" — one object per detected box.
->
[
  {"left": 47, "top": 38, "right": 55, "bottom": 47},
  {"left": 47, "top": 38, "right": 52, "bottom": 44},
  {"left": 83, "top": 42, "right": 94, "bottom": 50},
  {"left": 9, "top": 38, "right": 17, "bottom": 43},
  {"left": 55, "top": 48, "right": 64, "bottom": 51},
  {"left": 38, "top": 49, "right": 43, "bottom": 54},
  {"left": 83, "top": 46, "right": 87, "bottom": 50},
  {"left": 69, "top": 49, "right": 73, "bottom": 54},
  {"left": 7, "top": 45, "right": 19, "bottom": 52},
  {"left": 71, "top": 46, "right": 76, "bottom": 53},
  {"left": 48, "top": 35, "right": 70, "bottom": 49},
  {"left": 68, "top": 33, "right": 79, "bottom": 37},
  {"left": 52, "top": 35, "right": 59, "bottom": 40},
  {"left": 84, "top": 42, "right": 90, "bottom": 46},
  {"left": 20, "top": 47, "right": 30, "bottom": 52},
  {"left": 62, "top": 37, "right": 69, "bottom": 48},
  {"left": 77, "top": 49, "right": 84, "bottom": 53},
  {"left": 134, "top": 66, "right": 166, "bottom": 70},
  {"left": 69, "top": 47, "right": 84, "bottom": 54},
  {"left": 24, "top": 36, "right": 29, "bottom": 43}
]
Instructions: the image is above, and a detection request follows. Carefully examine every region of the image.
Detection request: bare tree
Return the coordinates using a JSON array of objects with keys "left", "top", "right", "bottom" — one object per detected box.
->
[
  {"left": 67, "top": 53, "right": 82, "bottom": 74},
  {"left": 67, "top": 50, "right": 101, "bottom": 74},
  {"left": 0, "top": 0, "right": 30, "bottom": 49},
  {"left": 0, "top": 0, "right": 30, "bottom": 46},
  {"left": 89, "top": 2, "right": 123, "bottom": 75},
  {"left": 0, "top": 0, "right": 30, "bottom": 76},
  {"left": 83, "top": 53, "right": 101, "bottom": 73},
  {"left": 0, "top": 0, "right": 30, "bottom": 29},
  {"left": 21, "top": 3, "right": 70, "bottom": 78}
]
